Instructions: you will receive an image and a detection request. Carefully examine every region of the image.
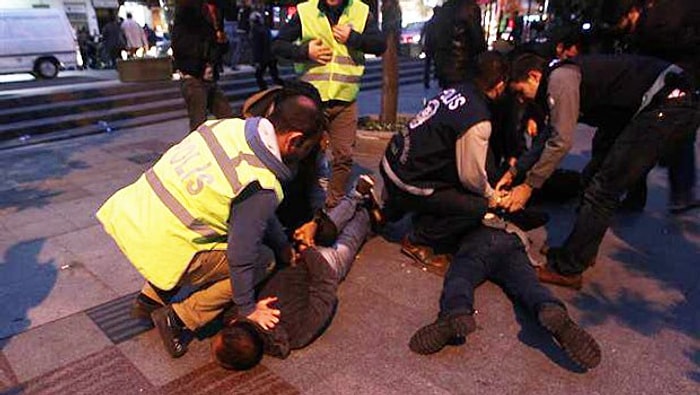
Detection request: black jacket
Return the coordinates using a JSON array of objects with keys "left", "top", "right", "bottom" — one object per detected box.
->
[
  {"left": 257, "top": 250, "right": 339, "bottom": 358},
  {"left": 171, "top": 0, "right": 227, "bottom": 79},
  {"left": 630, "top": 0, "right": 700, "bottom": 82},
  {"left": 427, "top": 0, "right": 486, "bottom": 88}
]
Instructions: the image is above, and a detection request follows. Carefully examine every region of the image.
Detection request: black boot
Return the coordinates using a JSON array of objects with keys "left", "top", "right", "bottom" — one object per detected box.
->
[
  {"left": 538, "top": 304, "right": 601, "bottom": 370},
  {"left": 152, "top": 306, "right": 191, "bottom": 358},
  {"left": 409, "top": 313, "right": 476, "bottom": 355}
]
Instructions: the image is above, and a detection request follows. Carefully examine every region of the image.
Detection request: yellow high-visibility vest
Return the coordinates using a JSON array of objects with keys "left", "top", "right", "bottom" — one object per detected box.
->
[
  {"left": 295, "top": 0, "right": 369, "bottom": 102},
  {"left": 96, "top": 118, "right": 284, "bottom": 290}
]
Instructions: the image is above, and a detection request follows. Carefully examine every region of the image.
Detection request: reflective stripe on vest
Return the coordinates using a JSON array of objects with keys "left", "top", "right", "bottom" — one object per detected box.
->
[
  {"left": 295, "top": 0, "right": 369, "bottom": 102},
  {"left": 144, "top": 169, "right": 220, "bottom": 238},
  {"left": 96, "top": 118, "right": 285, "bottom": 290}
]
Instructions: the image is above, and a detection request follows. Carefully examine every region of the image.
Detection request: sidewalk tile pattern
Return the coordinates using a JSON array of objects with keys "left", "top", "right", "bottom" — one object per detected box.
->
[
  {"left": 85, "top": 292, "right": 153, "bottom": 344},
  {"left": 156, "top": 362, "right": 298, "bottom": 395},
  {"left": 2, "top": 313, "right": 111, "bottom": 382},
  {"left": 1, "top": 347, "right": 153, "bottom": 395}
]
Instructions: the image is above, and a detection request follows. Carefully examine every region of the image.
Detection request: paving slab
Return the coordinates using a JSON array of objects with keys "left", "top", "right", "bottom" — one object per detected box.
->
[
  {"left": 117, "top": 329, "right": 214, "bottom": 387},
  {"left": 0, "top": 237, "right": 117, "bottom": 338},
  {"left": 1, "top": 313, "right": 111, "bottom": 382},
  {"left": 2, "top": 347, "right": 153, "bottom": 395},
  {"left": 156, "top": 362, "right": 298, "bottom": 395}
]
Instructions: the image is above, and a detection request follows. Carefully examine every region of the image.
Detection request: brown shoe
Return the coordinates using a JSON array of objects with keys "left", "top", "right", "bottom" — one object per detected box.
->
[
  {"left": 401, "top": 237, "right": 451, "bottom": 275},
  {"left": 536, "top": 266, "right": 583, "bottom": 290}
]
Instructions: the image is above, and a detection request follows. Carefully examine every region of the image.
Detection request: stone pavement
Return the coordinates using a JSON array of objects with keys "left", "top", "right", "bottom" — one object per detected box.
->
[{"left": 0, "top": 84, "right": 698, "bottom": 394}]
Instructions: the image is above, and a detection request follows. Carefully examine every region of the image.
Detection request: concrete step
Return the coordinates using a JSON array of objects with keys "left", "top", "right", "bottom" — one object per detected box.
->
[
  {"left": 0, "top": 71, "right": 423, "bottom": 150},
  {"left": 0, "top": 69, "right": 421, "bottom": 141}
]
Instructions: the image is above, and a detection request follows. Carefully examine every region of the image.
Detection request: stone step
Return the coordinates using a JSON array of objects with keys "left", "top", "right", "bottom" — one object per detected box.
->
[
  {"left": 0, "top": 74, "right": 423, "bottom": 150},
  {"left": 0, "top": 61, "right": 422, "bottom": 143}
]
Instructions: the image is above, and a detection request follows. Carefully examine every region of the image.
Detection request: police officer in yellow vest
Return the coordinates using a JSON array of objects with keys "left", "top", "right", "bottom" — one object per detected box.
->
[
  {"left": 96, "top": 86, "right": 326, "bottom": 358},
  {"left": 273, "top": 0, "right": 386, "bottom": 208}
]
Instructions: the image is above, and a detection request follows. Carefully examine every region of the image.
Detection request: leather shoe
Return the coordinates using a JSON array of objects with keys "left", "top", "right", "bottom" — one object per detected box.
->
[
  {"left": 401, "top": 237, "right": 451, "bottom": 275},
  {"left": 536, "top": 265, "right": 583, "bottom": 290}
]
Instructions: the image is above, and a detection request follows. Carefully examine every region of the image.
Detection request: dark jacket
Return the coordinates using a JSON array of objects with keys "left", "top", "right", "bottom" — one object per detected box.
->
[
  {"left": 172, "top": 0, "right": 227, "bottom": 79},
  {"left": 630, "top": 0, "right": 700, "bottom": 82},
  {"left": 257, "top": 250, "right": 339, "bottom": 358},
  {"left": 272, "top": 0, "right": 386, "bottom": 64},
  {"left": 429, "top": 0, "right": 486, "bottom": 88}
]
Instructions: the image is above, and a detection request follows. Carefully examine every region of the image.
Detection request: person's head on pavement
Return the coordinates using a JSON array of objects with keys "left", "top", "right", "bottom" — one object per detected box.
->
[
  {"left": 212, "top": 319, "right": 264, "bottom": 371},
  {"left": 267, "top": 84, "right": 326, "bottom": 166},
  {"left": 473, "top": 50, "right": 509, "bottom": 101},
  {"left": 508, "top": 53, "right": 547, "bottom": 102}
]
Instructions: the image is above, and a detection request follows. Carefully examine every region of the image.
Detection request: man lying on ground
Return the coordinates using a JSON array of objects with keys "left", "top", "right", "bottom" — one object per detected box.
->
[
  {"left": 409, "top": 212, "right": 601, "bottom": 370},
  {"left": 211, "top": 177, "right": 381, "bottom": 370}
]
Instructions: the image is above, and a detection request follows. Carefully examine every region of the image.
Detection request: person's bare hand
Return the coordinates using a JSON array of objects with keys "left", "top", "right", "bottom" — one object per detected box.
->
[
  {"left": 495, "top": 171, "right": 514, "bottom": 192},
  {"left": 246, "top": 297, "right": 280, "bottom": 330},
  {"left": 293, "top": 220, "right": 317, "bottom": 252},
  {"left": 308, "top": 39, "right": 332, "bottom": 64},
  {"left": 502, "top": 184, "right": 533, "bottom": 212},
  {"left": 332, "top": 24, "right": 352, "bottom": 44},
  {"left": 526, "top": 118, "right": 538, "bottom": 137},
  {"left": 215, "top": 30, "right": 228, "bottom": 44},
  {"left": 279, "top": 244, "right": 299, "bottom": 266}
]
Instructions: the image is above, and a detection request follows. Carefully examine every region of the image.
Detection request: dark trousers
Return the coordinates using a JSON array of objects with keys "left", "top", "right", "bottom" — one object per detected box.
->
[
  {"left": 552, "top": 95, "right": 700, "bottom": 275},
  {"left": 180, "top": 77, "right": 234, "bottom": 130},
  {"left": 440, "top": 227, "right": 561, "bottom": 316},
  {"left": 382, "top": 174, "right": 488, "bottom": 251},
  {"left": 254, "top": 60, "right": 283, "bottom": 91},
  {"left": 583, "top": 109, "right": 698, "bottom": 209}
]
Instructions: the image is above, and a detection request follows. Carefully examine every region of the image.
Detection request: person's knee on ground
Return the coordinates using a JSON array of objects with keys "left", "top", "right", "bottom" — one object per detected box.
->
[{"left": 212, "top": 320, "right": 264, "bottom": 371}]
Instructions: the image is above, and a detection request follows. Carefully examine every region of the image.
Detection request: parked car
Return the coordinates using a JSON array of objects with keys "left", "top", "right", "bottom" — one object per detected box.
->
[
  {"left": 400, "top": 21, "right": 426, "bottom": 58},
  {"left": 0, "top": 8, "right": 81, "bottom": 79}
]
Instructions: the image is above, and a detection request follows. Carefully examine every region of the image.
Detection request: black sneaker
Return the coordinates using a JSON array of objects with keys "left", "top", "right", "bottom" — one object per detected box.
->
[
  {"left": 409, "top": 313, "right": 476, "bottom": 355},
  {"left": 131, "top": 293, "right": 163, "bottom": 320},
  {"left": 356, "top": 175, "right": 385, "bottom": 230},
  {"left": 538, "top": 304, "right": 601, "bottom": 369},
  {"left": 151, "top": 306, "right": 190, "bottom": 358}
]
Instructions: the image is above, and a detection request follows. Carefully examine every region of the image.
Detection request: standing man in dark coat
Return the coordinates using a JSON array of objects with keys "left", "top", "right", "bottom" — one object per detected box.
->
[
  {"left": 430, "top": 0, "right": 486, "bottom": 88},
  {"left": 249, "top": 11, "right": 283, "bottom": 91},
  {"left": 503, "top": 53, "right": 700, "bottom": 289},
  {"left": 172, "top": 0, "right": 234, "bottom": 130}
]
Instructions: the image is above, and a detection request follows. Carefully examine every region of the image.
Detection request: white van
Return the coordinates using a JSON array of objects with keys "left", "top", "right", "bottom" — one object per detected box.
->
[{"left": 0, "top": 8, "right": 81, "bottom": 79}]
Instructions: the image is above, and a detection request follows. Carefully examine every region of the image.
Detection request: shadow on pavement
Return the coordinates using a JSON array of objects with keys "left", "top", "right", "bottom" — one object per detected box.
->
[
  {"left": 569, "top": 179, "right": 700, "bottom": 382},
  {"left": 0, "top": 239, "right": 57, "bottom": 349},
  {"left": 0, "top": 149, "right": 90, "bottom": 212}
]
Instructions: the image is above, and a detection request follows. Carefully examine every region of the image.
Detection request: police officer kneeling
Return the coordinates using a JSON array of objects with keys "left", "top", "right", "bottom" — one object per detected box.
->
[
  {"left": 96, "top": 84, "right": 326, "bottom": 358},
  {"left": 381, "top": 51, "right": 509, "bottom": 270}
]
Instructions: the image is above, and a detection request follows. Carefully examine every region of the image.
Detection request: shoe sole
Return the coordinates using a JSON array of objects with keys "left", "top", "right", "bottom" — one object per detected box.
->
[
  {"left": 409, "top": 321, "right": 456, "bottom": 355},
  {"left": 540, "top": 310, "right": 601, "bottom": 369}
]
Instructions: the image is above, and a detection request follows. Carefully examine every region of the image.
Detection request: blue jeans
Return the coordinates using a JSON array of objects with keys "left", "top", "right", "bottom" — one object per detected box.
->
[
  {"left": 440, "top": 227, "right": 561, "bottom": 317},
  {"left": 317, "top": 195, "right": 371, "bottom": 281},
  {"left": 552, "top": 94, "right": 700, "bottom": 275}
]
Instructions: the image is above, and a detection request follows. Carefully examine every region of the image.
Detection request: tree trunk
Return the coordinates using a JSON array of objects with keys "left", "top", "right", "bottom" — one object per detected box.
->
[
  {"left": 380, "top": 0, "right": 401, "bottom": 124},
  {"left": 380, "top": 30, "right": 399, "bottom": 124}
]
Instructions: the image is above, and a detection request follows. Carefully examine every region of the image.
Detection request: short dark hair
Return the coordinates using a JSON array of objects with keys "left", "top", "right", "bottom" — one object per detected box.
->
[
  {"left": 213, "top": 321, "right": 264, "bottom": 371},
  {"left": 473, "top": 50, "right": 509, "bottom": 91},
  {"left": 509, "top": 53, "right": 547, "bottom": 82},
  {"left": 267, "top": 82, "right": 326, "bottom": 138}
]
